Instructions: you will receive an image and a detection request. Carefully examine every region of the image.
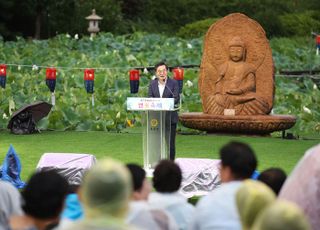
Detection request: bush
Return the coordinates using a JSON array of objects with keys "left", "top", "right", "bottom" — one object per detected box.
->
[
  {"left": 279, "top": 11, "right": 320, "bottom": 36},
  {"left": 0, "top": 32, "right": 202, "bottom": 132},
  {"left": 270, "top": 36, "right": 320, "bottom": 71},
  {"left": 177, "top": 18, "right": 220, "bottom": 39},
  {"left": 0, "top": 33, "right": 319, "bottom": 135}
]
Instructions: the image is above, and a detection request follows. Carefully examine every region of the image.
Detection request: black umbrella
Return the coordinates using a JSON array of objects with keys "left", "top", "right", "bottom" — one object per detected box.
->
[{"left": 7, "top": 101, "right": 52, "bottom": 130}]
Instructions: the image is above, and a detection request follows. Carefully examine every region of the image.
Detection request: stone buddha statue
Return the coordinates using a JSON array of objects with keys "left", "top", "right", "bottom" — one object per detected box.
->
[
  {"left": 179, "top": 13, "right": 296, "bottom": 135},
  {"left": 206, "top": 36, "right": 269, "bottom": 115}
]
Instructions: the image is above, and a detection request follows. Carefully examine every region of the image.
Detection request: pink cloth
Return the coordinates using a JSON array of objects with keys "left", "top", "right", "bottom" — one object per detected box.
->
[
  {"left": 36, "top": 153, "right": 96, "bottom": 185},
  {"left": 278, "top": 144, "right": 320, "bottom": 230},
  {"left": 175, "top": 158, "right": 221, "bottom": 198}
]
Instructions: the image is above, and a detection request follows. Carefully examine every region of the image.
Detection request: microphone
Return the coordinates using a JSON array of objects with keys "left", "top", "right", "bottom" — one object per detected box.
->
[
  {"left": 165, "top": 84, "right": 175, "bottom": 97},
  {"left": 157, "top": 77, "right": 180, "bottom": 107},
  {"left": 165, "top": 84, "right": 181, "bottom": 110}
]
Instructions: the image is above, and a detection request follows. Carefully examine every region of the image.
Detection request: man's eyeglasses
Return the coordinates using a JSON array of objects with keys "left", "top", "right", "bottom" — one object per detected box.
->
[{"left": 156, "top": 68, "right": 167, "bottom": 74}]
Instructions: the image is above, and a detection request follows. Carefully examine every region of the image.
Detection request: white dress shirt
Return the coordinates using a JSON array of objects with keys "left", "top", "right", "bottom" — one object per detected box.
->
[
  {"left": 191, "top": 181, "right": 242, "bottom": 230},
  {"left": 158, "top": 80, "right": 166, "bottom": 98}
]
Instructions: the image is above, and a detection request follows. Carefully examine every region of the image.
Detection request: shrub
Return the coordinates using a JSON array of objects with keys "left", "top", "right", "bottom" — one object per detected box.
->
[
  {"left": 279, "top": 11, "right": 320, "bottom": 37},
  {"left": 177, "top": 18, "right": 220, "bottom": 39}
]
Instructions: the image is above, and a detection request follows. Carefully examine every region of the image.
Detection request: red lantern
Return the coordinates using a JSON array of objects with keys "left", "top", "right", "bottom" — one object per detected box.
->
[
  {"left": 84, "top": 69, "right": 94, "bottom": 94},
  {"left": 0, "top": 64, "right": 7, "bottom": 89},
  {"left": 84, "top": 69, "right": 95, "bottom": 81},
  {"left": 316, "top": 35, "right": 320, "bottom": 48},
  {"left": 45, "top": 68, "right": 56, "bottom": 93},
  {"left": 129, "top": 69, "right": 139, "bottom": 81},
  {"left": 129, "top": 69, "right": 140, "bottom": 94},
  {"left": 173, "top": 68, "right": 184, "bottom": 80},
  {"left": 45, "top": 68, "right": 57, "bottom": 105},
  {"left": 173, "top": 68, "right": 184, "bottom": 93},
  {"left": 84, "top": 69, "right": 95, "bottom": 106},
  {"left": 46, "top": 68, "right": 56, "bottom": 80},
  {"left": 0, "top": 64, "right": 7, "bottom": 76}
]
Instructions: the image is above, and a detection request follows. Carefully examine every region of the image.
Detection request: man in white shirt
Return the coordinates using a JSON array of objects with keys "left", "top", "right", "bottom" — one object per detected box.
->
[
  {"left": 148, "top": 160, "right": 195, "bottom": 230},
  {"left": 192, "top": 141, "right": 258, "bottom": 230}
]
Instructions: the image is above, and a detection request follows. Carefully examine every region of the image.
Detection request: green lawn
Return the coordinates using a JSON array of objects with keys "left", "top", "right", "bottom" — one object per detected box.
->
[{"left": 0, "top": 130, "right": 319, "bottom": 181}]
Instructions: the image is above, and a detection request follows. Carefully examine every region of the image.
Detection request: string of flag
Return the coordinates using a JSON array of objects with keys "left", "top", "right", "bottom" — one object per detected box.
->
[
  {"left": 0, "top": 63, "right": 190, "bottom": 106},
  {"left": 2, "top": 62, "right": 319, "bottom": 107}
]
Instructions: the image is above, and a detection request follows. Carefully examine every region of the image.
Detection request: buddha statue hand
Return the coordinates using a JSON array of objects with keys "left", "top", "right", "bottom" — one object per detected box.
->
[
  {"left": 234, "top": 96, "right": 255, "bottom": 104},
  {"left": 226, "top": 89, "right": 243, "bottom": 95}
]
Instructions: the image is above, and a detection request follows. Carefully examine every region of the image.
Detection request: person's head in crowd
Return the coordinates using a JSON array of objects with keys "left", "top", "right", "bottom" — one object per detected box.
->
[
  {"left": 126, "top": 163, "right": 151, "bottom": 201},
  {"left": 81, "top": 158, "right": 132, "bottom": 219},
  {"left": 22, "top": 170, "right": 69, "bottom": 229},
  {"left": 236, "top": 179, "right": 276, "bottom": 230},
  {"left": 219, "top": 141, "right": 257, "bottom": 183},
  {"left": 126, "top": 163, "right": 178, "bottom": 230},
  {"left": 252, "top": 200, "right": 311, "bottom": 230},
  {"left": 152, "top": 160, "right": 182, "bottom": 193},
  {"left": 258, "top": 167, "right": 287, "bottom": 195}
]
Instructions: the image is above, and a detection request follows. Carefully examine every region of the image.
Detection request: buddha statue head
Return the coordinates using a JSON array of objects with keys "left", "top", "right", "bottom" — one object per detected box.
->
[{"left": 228, "top": 36, "right": 246, "bottom": 62}]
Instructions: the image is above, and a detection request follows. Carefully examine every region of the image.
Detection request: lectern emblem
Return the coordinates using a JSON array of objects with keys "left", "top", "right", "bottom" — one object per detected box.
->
[{"left": 150, "top": 119, "right": 158, "bottom": 128}]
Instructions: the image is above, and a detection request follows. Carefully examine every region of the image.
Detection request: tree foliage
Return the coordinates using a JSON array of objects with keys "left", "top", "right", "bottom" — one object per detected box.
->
[
  {"left": 1, "top": 0, "right": 320, "bottom": 40},
  {"left": 279, "top": 11, "right": 320, "bottom": 36},
  {"left": 177, "top": 18, "right": 220, "bottom": 39},
  {"left": 0, "top": 0, "right": 125, "bottom": 40}
]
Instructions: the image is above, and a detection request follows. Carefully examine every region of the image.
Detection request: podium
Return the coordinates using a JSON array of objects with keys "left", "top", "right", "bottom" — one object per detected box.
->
[{"left": 127, "top": 97, "right": 175, "bottom": 174}]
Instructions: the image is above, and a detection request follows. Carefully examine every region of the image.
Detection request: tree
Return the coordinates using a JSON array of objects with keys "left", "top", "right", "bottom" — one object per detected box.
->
[{"left": 0, "top": 1, "right": 15, "bottom": 39}]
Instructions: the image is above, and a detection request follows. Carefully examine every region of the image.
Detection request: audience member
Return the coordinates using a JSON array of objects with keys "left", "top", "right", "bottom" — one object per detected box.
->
[
  {"left": 10, "top": 170, "right": 69, "bottom": 230},
  {"left": 0, "top": 180, "right": 23, "bottom": 230},
  {"left": 148, "top": 160, "right": 195, "bottom": 230},
  {"left": 192, "top": 141, "right": 257, "bottom": 230},
  {"left": 126, "top": 164, "right": 151, "bottom": 201},
  {"left": 63, "top": 158, "right": 134, "bottom": 230},
  {"left": 252, "top": 200, "right": 310, "bottom": 230},
  {"left": 257, "top": 167, "right": 286, "bottom": 195},
  {"left": 126, "top": 163, "right": 178, "bottom": 230},
  {"left": 279, "top": 144, "right": 320, "bottom": 230},
  {"left": 236, "top": 179, "right": 276, "bottom": 230}
]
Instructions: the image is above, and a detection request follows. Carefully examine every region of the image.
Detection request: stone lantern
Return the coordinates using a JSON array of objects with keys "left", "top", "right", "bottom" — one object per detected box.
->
[{"left": 85, "top": 9, "right": 102, "bottom": 37}]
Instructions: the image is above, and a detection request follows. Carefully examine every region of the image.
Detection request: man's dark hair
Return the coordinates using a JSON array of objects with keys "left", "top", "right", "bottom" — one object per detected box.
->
[
  {"left": 258, "top": 167, "right": 287, "bottom": 195},
  {"left": 22, "top": 170, "right": 69, "bottom": 219},
  {"left": 154, "top": 61, "right": 168, "bottom": 71},
  {"left": 220, "top": 141, "right": 257, "bottom": 180},
  {"left": 126, "top": 163, "right": 146, "bottom": 192},
  {"left": 152, "top": 160, "right": 182, "bottom": 193}
]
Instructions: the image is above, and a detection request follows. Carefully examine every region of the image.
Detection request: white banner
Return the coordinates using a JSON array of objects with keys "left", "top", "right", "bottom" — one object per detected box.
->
[{"left": 127, "top": 97, "right": 174, "bottom": 111}]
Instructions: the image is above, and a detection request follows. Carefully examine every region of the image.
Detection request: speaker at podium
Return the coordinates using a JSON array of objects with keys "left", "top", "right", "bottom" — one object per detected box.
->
[{"left": 127, "top": 97, "right": 175, "bottom": 175}]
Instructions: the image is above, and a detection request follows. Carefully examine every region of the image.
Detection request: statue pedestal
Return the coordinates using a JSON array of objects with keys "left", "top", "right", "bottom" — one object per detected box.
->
[{"left": 179, "top": 113, "right": 296, "bottom": 135}]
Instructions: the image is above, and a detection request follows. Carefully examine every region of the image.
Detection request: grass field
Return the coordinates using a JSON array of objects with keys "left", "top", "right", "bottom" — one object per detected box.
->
[{"left": 1, "top": 129, "right": 319, "bottom": 182}]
